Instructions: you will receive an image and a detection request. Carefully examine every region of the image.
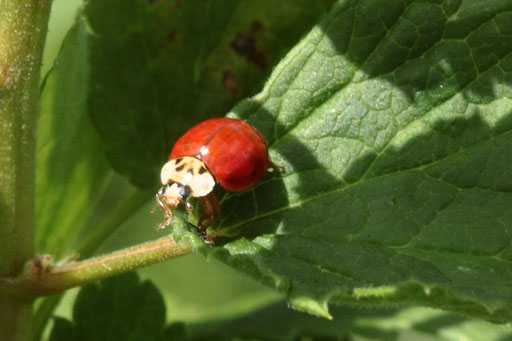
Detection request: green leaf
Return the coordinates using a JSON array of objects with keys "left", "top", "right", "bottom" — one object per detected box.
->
[
  {"left": 162, "top": 323, "right": 187, "bottom": 341},
  {"left": 84, "top": 197, "right": 281, "bottom": 323},
  {"left": 185, "top": 302, "right": 512, "bottom": 341},
  {"left": 205, "top": 0, "right": 512, "bottom": 323},
  {"left": 49, "top": 317, "right": 75, "bottom": 341},
  {"left": 85, "top": 0, "right": 335, "bottom": 187},
  {"left": 49, "top": 272, "right": 167, "bottom": 341},
  {"left": 37, "top": 17, "right": 110, "bottom": 255},
  {"left": 185, "top": 301, "right": 353, "bottom": 340}
]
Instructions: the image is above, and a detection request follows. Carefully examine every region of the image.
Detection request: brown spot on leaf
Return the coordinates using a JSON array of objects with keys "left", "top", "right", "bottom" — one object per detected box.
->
[
  {"left": 166, "top": 30, "right": 177, "bottom": 43},
  {"left": 229, "top": 26, "right": 268, "bottom": 70},
  {"left": 222, "top": 70, "right": 241, "bottom": 93},
  {"left": 251, "top": 21, "right": 264, "bottom": 34},
  {"left": 164, "top": 29, "right": 183, "bottom": 44}
]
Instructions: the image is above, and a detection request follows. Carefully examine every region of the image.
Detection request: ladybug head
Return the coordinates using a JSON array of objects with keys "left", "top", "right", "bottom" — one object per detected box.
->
[
  {"left": 159, "top": 182, "right": 191, "bottom": 204},
  {"left": 156, "top": 156, "right": 215, "bottom": 229},
  {"left": 155, "top": 182, "right": 194, "bottom": 230}
]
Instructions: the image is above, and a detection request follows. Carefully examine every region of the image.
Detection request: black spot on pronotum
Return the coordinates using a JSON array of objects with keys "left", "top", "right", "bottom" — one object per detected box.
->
[
  {"left": 175, "top": 158, "right": 183, "bottom": 164},
  {"left": 175, "top": 165, "right": 185, "bottom": 172},
  {"left": 199, "top": 166, "right": 207, "bottom": 174},
  {"left": 187, "top": 168, "right": 194, "bottom": 176}
]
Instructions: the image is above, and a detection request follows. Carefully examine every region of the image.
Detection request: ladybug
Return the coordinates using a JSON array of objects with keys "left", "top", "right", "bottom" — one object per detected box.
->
[{"left": 156, "top": 117, "right": 278, "bottom": 237}]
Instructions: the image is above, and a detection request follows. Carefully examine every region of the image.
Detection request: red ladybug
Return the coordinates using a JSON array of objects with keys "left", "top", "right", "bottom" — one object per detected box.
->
[{"left": 156, "top": 118, "right": 277, "bottom": 236}]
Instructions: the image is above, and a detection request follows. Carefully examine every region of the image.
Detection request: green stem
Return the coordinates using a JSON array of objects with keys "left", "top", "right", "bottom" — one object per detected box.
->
[
  {"left": 32, "top": 187, "right": 152, "bottom": 340},
  {"left": 1, "top": 235, "right": 194, "bottom": 297},
  {"left": 0, "top": 0, "right": 52, "bottom": 279},
  {"left": 0, "top": 0, "right": 53, "bottom": 340}
]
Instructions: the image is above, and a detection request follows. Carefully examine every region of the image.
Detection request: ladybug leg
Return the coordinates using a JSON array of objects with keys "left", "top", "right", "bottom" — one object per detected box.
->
[
  {"left": 184, "top": 201, "right": 195, "bottom": 211},
  {"left": 198, "top": 191, "right": 219, "bottom": 234},
  {"left": 269, "top": 162, "right": 285, "bottom": 172},
  {"left": 155, "top": 193, "right": 173, "bottom": 230}
]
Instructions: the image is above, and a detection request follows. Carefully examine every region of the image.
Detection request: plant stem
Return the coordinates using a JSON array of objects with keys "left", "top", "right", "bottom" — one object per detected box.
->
[
  {"left": 1, "top": 235, "right": 195, "bottom": 297},
  {"left": 0, "top": 0, "right": 53, "bottom": 340},
  {"left": 0, "top": 0, "right": 52, "bottom": 279},
  {"left": 32, "top": 187, "right": 152, "bottom": 341}
]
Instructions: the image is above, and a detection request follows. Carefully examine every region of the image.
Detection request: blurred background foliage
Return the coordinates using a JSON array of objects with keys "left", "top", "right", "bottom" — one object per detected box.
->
[
  {"left": 41, "top": 0, "right": 281, "bottom": 332},
  {"left": 39, "top": 0, "right": 512, "bottom": 340}
]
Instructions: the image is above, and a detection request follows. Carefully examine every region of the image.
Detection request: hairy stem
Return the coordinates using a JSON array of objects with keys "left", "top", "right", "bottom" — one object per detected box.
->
[
  {"left": 1, "top": 235, "right": 195, "bottom": 297},
  {"left": 0, "top": 0, "right": 53, "bottom": 340},
  {"left": 32, "top": 187, "right": 151, "bottom": 341},
  {"left": 0, "top": 0, "right": 52, "bottom": 279}
]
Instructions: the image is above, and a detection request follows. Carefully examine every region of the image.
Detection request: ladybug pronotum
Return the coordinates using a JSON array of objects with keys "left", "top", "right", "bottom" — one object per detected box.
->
[{"left": 156, "top": 117, "right": 277, "bottom": 238}]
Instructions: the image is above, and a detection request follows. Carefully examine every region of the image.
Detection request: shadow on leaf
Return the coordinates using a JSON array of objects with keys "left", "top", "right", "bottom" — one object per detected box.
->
[{"left": 208, "top": 0, "right": 512, "bottom": 323}]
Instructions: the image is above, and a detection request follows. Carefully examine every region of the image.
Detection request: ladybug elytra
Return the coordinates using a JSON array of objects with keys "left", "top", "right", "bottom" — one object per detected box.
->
[{"left": 156, "top": 118, "right": 277, "bottom": 238}]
